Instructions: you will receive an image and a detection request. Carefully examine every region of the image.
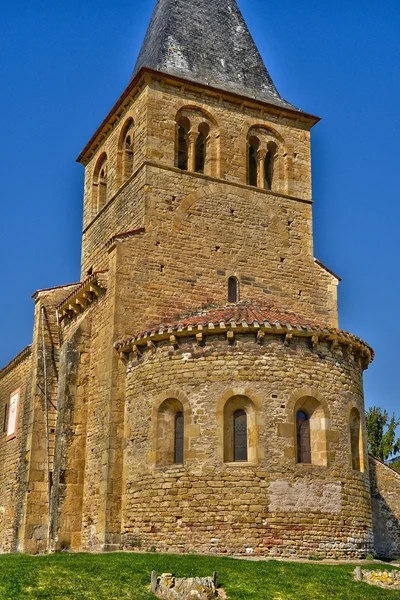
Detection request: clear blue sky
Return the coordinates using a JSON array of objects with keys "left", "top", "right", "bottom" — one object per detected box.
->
[{"left": 1, "top": 0, "right": 399, "bottom": 417}]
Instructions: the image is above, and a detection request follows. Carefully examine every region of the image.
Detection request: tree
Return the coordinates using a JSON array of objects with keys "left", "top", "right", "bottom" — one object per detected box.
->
[{"left": 365, "top": 406, "right": 400, "bottom": 461}]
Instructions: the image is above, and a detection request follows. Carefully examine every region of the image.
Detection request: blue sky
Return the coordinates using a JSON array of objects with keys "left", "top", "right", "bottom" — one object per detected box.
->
[{"left": 1, "top": 0, "right": 399, "bottom": 417}]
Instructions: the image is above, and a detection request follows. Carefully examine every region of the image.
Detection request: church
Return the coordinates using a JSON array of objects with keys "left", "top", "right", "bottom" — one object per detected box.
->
[{"left": 1, "top": 0, "right": 400, "bottom": 559}]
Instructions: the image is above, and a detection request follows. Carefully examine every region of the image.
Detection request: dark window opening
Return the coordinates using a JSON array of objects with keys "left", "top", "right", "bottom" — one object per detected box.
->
[
  {"left": 296, "top": 410, "right": 311, "bottom": 464},
  {"left": 248, "top": 136, "right": 259, "bottom": 186},
  {"left": 264, "top": 143, "right": 276, "bottom": 190},
  {"left": 177, "top": 117, "right": 190, "bottom": 171},
  {"left": 228, "top": 276, "right": 238, "bottom": 303},
  {"left": 195, "top": 123, "right": 209, "bottom": 174},
  {"left": 233, "top": 409, "right": 247, "bottom": 461},
  {"left": 174, "top": 412, "right": 184, "bottom": 464}
]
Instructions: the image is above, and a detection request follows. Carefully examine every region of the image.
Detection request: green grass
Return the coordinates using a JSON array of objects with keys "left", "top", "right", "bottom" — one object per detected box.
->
[{"left": 0, "top": 552, "right": 399, "bottom": 599}]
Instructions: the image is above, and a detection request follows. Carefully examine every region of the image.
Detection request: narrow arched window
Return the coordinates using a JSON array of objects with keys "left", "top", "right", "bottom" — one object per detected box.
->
[
  {"left": 248, "top": 136, "right": 259, "bottom": 186},
  {"left": 233, "top": 410, "right": 247, "bottom": 462},
  {"left": 174, "top": 411, "right": 184, "bottom": 464},
  {"left": 123, "top": 134, "right": 134, "bottom": 180},
  {"left": 195, "top": 123, "right": 210, "bottom": 174},
  {"left": 296, "top": 410, "right": 311, "bottom": 464},
  {"left": 177, "top": 117, "right": 190, "bottom": 171},
  {"left": 264, "top": 142, "right": 277, "bottom": 190},
  {"left": 350, "top": 408, "right": 361, "bottom": 471},
  {"left": 99, "top": 167, "right": 107, "bottom": 210},
  {"left": 228, "top": 276, "right": 239, "bottom": 303}
]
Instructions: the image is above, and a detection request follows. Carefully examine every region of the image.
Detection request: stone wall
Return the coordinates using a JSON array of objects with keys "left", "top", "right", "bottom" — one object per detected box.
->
[
  {"left": 0, "top": 349, "right": 32, "bottom": 553},
  {"left": 369, "top": 456, "right": 400, "bottom": 560},
  {"left": 121, "top": 332, "right": 373, "bottom": 558}
]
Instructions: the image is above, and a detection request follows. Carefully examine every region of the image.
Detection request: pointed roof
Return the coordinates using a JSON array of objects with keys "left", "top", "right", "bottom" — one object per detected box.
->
[{"left": 132, "top": 0, "right": 297, "bottom": 110}]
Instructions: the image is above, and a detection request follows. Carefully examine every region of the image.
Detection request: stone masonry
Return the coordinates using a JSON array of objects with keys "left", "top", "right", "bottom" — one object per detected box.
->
[{"left": 0, "top": 0, "right": 398, "bottom": 558}]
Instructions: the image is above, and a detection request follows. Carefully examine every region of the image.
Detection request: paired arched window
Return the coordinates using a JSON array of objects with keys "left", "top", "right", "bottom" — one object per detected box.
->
[
  {"left": 228, "top": 276, "right": 239, "bottom": 303},
  {"left": 296, "top": 410, "right": 311, "bottom": 464},
  {"left": 247, "top": 128, "right": 282, "bottom": 192},
  {"left": 156, "top": 399, "right": 185, "bottom": 466},
  {"left": 92, "top": 153, "right": 108, "bottom": 216},
  {"left": 350, "top": 407, "right": 362, "bottom": 471},
  {"left": 175, "top": 109, "right": 217, "bottom": 176}
]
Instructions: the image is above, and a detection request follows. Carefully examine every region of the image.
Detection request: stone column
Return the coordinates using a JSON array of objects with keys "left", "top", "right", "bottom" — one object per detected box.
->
[
  {"left": 188, "top": 130, "right": 199, "bottom": 172},
  {"left": 256, "top": 148, "right": 267, "bottom": 189}
]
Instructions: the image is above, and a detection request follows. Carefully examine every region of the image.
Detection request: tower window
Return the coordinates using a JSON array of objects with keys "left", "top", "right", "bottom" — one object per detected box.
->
[
  {"left": 264, "top": 142, "right": 277, "bottom": 190},
  {"left": 177, "top": 117, "right": 190, "bottom": 171},
  {"left": 174, "top": 411, "right": 184, "bottom": 464},
  {"left": 248, "top": 136, "right": 259, "bottom": 186},
  {"left": 228, "top": 276, "right": 239, "bottom": 303},
  {"left": 296, "top": 410, "right": 311, "bottom": 464},
  {"left": 92, "top": 153, "right": 108, "bottom": 217},
  {"left": 233, "top": 409, "right": 248, "bottom": 462},
  {"left": 195, "top": 123, "right": 210, "bottom": 174}
]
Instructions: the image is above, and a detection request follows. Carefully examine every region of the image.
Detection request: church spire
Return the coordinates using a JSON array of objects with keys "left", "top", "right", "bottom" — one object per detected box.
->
[{"left": 132, "top": 0, "right": 295, "bottom": 109}]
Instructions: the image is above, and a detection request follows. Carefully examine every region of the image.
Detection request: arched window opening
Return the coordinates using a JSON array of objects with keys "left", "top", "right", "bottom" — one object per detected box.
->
[
  {"left": 223, "top": 395, "right": 259, "bottom": 464},
  {"left": 248, "top": 136, "right": 259, "bottom": 186},
  {"left": 123, "top": 134, "right": 134, "bottom": 180},
  {"left": 296, "top": 410, "right": 311, "bottom": 464},
  {"left": 350, "top": 407, "right": 361, "bottom": 471},
  {"left": 174, "top": 411, "right": 184, "bottom": 464},
  {"left": 92, "top": 153, "right": 108, "bottom": 217},
  {"left": 99, "top": 167, "right": 107, "bottom": 211},
  {"left": 264, "top": 142, "right": 277, "bottom": 190},
  {"left": 195, "top": 123, "right": 209, "bottom": 174},
  {"left": 156, "top": 398, "right": 185, "bottom": 466},
  {"left": 228, "top": 276, "right": 239, "bottom": 303},
  {"left": 177, "top": 117, "right": 190, "bottom": 171},
  {"left": 233, "top": 409, "right": 247, "bottom": 462}
]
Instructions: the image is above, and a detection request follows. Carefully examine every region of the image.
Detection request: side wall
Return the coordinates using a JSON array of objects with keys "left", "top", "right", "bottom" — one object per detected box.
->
[
  {"left": 369, "top": 456, "right": 400, "bottom": 559},
  {"left": 0, "top": 351, "right": 32, "bottom": 553}
]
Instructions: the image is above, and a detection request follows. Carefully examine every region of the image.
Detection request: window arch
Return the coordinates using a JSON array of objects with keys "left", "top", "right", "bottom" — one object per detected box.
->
[
  {"left": 92, "top": 153, "right": 108, "bottom": 217},
  {"left": 228, "top": 276, "right": 239, "bottom": 303},
  {"left": 293, "top": 396, "right": 329, "bottom": 466},
  {"left": 296, "top": 410, "right": 311, "bottom": 464},
  {"left": 156, "top": 398, "right": 185, "bottom": 466},
  {"left": 175, "top": 108, "right": 218, "bottom": 176},
  {"left": 223, "top": 395, "right": 259, "bottom": 463},
  {"left": 117, "top": 117, "right": 135, "bottom": 186},
  {"left": 246, "top": 127, "right": 284, "bottom": 192},
  {"left": 350, "top": 407, "right": 362, "bottom": 471}
]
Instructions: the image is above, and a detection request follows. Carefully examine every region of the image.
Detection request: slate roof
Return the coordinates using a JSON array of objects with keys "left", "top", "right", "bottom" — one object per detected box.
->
[{"left": 132, "top": 0, "right": 297, "bottom": 110}]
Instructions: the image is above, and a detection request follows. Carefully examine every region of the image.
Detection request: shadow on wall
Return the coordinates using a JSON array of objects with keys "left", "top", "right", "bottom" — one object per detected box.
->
[{"left": 369, "top": 456, "right": 400, "bottom": 560}]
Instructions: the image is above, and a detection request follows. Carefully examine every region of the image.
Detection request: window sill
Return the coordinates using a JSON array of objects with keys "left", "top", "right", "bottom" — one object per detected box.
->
[{"left": 223, "top": 461, "right": 258, "bottom": 468}]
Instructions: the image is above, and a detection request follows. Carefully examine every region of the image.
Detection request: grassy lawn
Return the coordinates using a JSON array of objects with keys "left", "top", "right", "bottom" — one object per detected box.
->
[{"left": 0, "top": 553, "right": 399, "bottom": 599}]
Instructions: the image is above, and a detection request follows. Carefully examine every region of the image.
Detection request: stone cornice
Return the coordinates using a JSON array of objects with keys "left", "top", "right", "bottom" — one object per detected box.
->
[
  {"left": 57, "top": 271, "right": 108, "bottom": 321},
  {"left": 0, "top": 346, "right": 32, "bottom": 380},
  {"left": 114, "top": 303, "right": 374, "bottom": 369}
]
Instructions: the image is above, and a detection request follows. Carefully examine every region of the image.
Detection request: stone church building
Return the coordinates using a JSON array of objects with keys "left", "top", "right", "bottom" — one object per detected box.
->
[{"left": 1, "top": 0, "right": 400, "bottom": 559}]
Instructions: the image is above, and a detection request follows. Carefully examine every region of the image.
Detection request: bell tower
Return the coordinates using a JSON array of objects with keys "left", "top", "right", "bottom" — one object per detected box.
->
[{"left": 77, "top": 0, "right": 338, "bottom": 329}]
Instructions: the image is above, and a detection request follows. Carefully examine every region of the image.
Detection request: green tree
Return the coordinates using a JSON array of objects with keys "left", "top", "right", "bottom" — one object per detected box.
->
[{"left": 365, "top": 406, "right": 400, "bottom": 461}]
